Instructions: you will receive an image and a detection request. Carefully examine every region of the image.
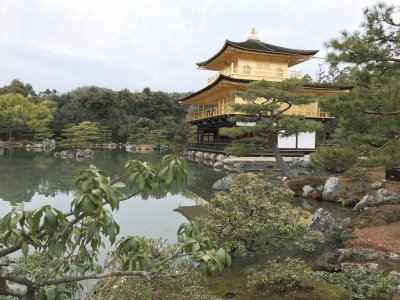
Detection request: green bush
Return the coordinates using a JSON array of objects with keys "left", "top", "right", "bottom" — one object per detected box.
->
[
  {"left": 344, "top": 167, "right": 371, "bottom": 193},
  {"left": 247, "top": 257, "right": 317, "bottom": 293},
  {"left": 321, "top": 268, "right": 400, "bottom": 300},
  {"left": 310, "top": 148, "right": 358, "bottom": 173}
]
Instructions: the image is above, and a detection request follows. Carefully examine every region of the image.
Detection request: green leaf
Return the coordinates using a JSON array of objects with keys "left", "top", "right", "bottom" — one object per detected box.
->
[
  {"left": 165, "top": 170, "right": 173, "bottom": 186},
  {"left": 136, "top": 174, "right": 145, "bottom": 191},
  {"left": 21, "top": 241, "right": 29, "bottom": 256},
  {"left": 45, "top": 286, "right": 56, "bottom": 300},
  {"left": 112, "top": 182, "right": 126, "bottom": 188},
  {"left": 45, "top": 208, "right": 57, "bottom": 225}
]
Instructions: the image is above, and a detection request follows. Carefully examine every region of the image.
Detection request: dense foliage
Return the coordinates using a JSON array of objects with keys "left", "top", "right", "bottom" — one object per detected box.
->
[
  {"left": 247, "top": 258, "right": 316, "bottom": 293},
  {"left": 0, "top": 81, "right": 189, "bottom": 145},
  {"left": 321, "top": 268, "right": 400, "bottom": 300},
  {"left": 198, "top": 173, "right": 322, "bottom": 256},
  {"left": 318, "top": 2, "right": 400, "bottom": 167},
  {"left": 0, "top": 93, "right": 53, "bottom": 141},
  {"left": 310, "top": 147, "right": 359, "bottom": 173}
]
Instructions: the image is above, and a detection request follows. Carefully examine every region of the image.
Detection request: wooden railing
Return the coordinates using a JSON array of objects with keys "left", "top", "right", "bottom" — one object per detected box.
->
[
  {"left": 187, "top": 105, "right": 241, "bottom": 121},
  {"left": 207, "top": 67, "right": 302, "bottom": 85},
  {"left": 187, "top": 106, "right": 333, "bottom": 121}
]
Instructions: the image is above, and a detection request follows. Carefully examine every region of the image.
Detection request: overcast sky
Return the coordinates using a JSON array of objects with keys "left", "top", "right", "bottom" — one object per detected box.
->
[{"left": 0, "top": 0, "right": 395, "bottom": 93}]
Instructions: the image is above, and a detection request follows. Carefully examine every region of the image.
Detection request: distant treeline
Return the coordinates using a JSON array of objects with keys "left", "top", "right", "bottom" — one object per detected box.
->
[{"left": 0, "top": 79, "right": 192, "bottom": 145}]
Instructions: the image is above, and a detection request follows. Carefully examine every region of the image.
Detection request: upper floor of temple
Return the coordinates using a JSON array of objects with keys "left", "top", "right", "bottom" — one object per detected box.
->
[{"left": 197, "top": 28, "right": 318, "bottom": 85}]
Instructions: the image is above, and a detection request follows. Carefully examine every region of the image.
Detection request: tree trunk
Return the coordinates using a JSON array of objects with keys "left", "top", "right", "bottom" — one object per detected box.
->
[{"left": 270, "top": 141, "right": 296, "bottom": 180}]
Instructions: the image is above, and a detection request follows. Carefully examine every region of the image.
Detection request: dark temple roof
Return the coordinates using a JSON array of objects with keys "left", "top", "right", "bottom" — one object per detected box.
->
[
  {"left": 179, "top": 75, "right": 251, "bottom": 102},
  {"left": 196, "top": 39, "right": 319, "bottom": 67},
  {"left": 179, "top": 76, "right": 353, "bottom": 102}
]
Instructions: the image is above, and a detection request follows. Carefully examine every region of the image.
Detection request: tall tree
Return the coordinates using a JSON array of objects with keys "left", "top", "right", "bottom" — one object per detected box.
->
[
  {"left": 325, "top": 2, "right": 400, "bottom": 116},
  {"left": 0, "top": 94, "right": 53, "bottom": 141},
  {"left": 320, "top": 2, "right": 400, "bottom": 162},
  {"left": 222, "top": 79, "right": 320, "bottom": 179},
  {"left": 0, "top": 79, "right": 37, "bottom": 98}
]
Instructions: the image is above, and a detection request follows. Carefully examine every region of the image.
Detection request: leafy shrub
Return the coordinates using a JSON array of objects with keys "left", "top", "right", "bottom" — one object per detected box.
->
[
  {"left": 344, "top": 167, "right": 370, "bottom": 193},
  {"left": 321, "top": 268, "right": 400, "bottom": 300},
  {"left": 310, "top": 148, "right": 358, "bottom": 173},
  {"left": 247, "top": 258, "right": 317, "bottom": 293},
  {"left": 198, "top": 173, "right": 323, "bottom": 256}
]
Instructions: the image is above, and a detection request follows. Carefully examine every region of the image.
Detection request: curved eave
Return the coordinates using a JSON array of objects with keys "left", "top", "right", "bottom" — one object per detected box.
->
[
  {"left": 292, "top": 84, "right": 354, "bottom": 96},
  {"left": 179, "top": 75, "right": 252, "bottom": 103},
  {"left": 196, "top": 39, "right": 319, "bottom": 68}
]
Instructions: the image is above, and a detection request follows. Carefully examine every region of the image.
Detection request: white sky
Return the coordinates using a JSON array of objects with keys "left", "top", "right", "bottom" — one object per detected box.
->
[{"left": 0, "top": 0, "right": 395, "bottom": 93}]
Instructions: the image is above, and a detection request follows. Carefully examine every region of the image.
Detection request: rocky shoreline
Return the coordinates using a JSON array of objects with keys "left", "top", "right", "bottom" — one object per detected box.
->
[{"left": 212, "top": 171, "right": 400, "bottom": 278}]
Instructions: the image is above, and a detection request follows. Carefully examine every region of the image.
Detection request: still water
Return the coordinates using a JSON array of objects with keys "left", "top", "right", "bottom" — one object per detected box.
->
[
  {"left": 0, "top": 148, "right": 352, "bottom": 243},
  {"left": 0, "top": 148, "right": 226, "bottom": 243}
]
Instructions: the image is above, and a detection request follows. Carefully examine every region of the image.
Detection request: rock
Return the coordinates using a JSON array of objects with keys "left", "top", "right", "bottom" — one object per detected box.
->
[
  {"left": 308, "top": 208, "right": 339, "bottom": 233},
  {"left": 389, "top": 271, "right": 400, "bottom": 278},
  {"left": 32, "top": 143, "right": 43, "bottom": 148},
  {"left": 213, "top": 162, "right": 224, "bottom": 171},
  {"left": 337, "top": 248, "right": 380, "bottom": 263},
  {"left": 83, "top": 149, "right": 94, "bottom": 156},
  {"left": 212, "top": 174, "right": 237, "bottom": 192},
  {"left": 311, "top": 191, "right": 323, "bottom": 200},
  {"left": 340, "top": 262, "right": 379, "bottom": 271},
  {"left": 316, "top": 185, "right": 324, "bottom": 192},
  {"left": 53, "top": 152, "right": 60, "bottom": 158},
  {"left": 340, "top": 217, "right": 352, "bottom": 228},
  {"left": 302, "top": 185, "right": 315, "bottom": 197},
  {"left": 354, "top": 189, "right": 400, "bottom": 210},
  {"left": 371, "top": 181, "right": 385, "bottom": 190},
  {"left": 0, "top": 141, "right": 4, "bottom": 148},
  {"left": 42, "top": 138, "right": 52, "bottom": 148},
  {"left": 322, "top": 177, "right": 344, "bottom": 202}
]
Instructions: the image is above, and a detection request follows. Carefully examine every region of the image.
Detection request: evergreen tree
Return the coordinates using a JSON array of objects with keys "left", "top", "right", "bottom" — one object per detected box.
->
[
  {"left": 320, "top": 2, "right": 400, "bottom": 164},
  {"left": 0, "top": 94, "right": 53, "bottom": 141},
  {"left": 222, "top": 79, "right": 320, "bottom": 179}
]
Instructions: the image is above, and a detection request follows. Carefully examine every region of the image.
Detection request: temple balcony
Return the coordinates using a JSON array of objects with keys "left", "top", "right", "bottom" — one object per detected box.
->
[
  {"left": 207, "top": 66, "right": 302, "bottom": 85},
  {"left": 187, "top": 103, "right": 333, "bottom": 122}
]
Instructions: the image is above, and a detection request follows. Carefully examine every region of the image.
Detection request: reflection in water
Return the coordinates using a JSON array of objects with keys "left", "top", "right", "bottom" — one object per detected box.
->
[{"left": 0, "top": 149, "right": 226, "bottom": 241}]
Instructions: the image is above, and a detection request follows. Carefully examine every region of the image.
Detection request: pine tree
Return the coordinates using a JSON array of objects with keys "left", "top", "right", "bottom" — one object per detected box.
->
[
  {"left": 222, "top": 79, "right": 321, "bottom": 179},
  {"left": 320, "top": 2, "right": 400, "bottom": 164}
]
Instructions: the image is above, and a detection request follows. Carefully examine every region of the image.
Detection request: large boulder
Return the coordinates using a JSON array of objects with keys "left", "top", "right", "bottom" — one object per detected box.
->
[
  {"left": 308, "top": 208, "right": 339, "bottom": 234},
  {"left": 354, "top": 189, "right": 400, "bottom": 210},
  {"left": 212, "top": 174, "right": 237, "bottom": 192},
  {"left": 337, "top": 248, "right": 380, "bottom": 263},
  {"left": 370, "top": 181, "right": 385, "bottom": 190},
  {"left": 322, "top": 177, "right": 344, "bottom": 202}
]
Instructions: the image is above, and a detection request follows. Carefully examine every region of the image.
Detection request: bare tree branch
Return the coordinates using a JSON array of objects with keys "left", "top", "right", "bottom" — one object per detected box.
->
[{"left": 362, "top": 109, "right": 400, "bottom": 115}]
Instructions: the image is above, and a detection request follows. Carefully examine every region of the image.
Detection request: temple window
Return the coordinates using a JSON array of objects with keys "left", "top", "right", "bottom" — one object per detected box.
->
[{"left": 243, "top": 65, "right": 251, "bottom": 74}]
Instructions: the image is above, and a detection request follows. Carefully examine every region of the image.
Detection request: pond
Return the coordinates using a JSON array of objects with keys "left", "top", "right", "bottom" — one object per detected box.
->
[
  {"left": 0, "top": 148, "right": 353, "bottom": 243},
  {"left": 0, "top": 148, "right": 227, "bottom": 243}
]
